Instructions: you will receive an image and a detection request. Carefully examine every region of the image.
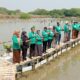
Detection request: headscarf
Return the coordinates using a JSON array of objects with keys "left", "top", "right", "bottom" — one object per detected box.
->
[
  {"left": 21, "top": 31, "right": 28, "bottom": 42},
  {"left": 13, "top": 30, "right": 20, "bottom": 38}
]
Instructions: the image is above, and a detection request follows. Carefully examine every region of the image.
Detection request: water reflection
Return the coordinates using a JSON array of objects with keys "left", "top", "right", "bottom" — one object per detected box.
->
[
  {"left": 44, "top": 53, "right": 80, "bottom": 80},
  {"left": 21, "top": 50, "right": 80, "bottom": 80}
]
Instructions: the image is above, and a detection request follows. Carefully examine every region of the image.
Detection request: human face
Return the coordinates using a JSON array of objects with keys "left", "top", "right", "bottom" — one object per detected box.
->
[
  {"left": 37, "top": 30, "right": 40, "bottom": 35},
  {"left": 31, "top": 27, "right": 35, "bottom": 32},
  {"left": 57, "top": 22, "right": 60, "bottom": 26}
]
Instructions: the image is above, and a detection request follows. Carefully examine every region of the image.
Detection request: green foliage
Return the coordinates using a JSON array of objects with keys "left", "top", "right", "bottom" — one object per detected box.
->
[
  {"left": 29, "top": 8, "right": 80, "bottom": 18},
  {"left": 29, "top": 9, "right": 49, "bottom": 15},
  {"left": 0, "top": 7, "right": 21, "bottom": 15},
  {"left": 1, "top": 7, "right": 80, "bottom": 18},
  {"left": 3, "top": 44, "right": 12, "bottom": 53},
  {"left": 19, "top": 13, "right": 31, "bottom": 19}
]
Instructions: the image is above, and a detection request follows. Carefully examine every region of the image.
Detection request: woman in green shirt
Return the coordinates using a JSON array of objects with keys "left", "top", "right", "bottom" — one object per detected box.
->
[
  {"left": 35, "top": 30, "right": 43, "bottom": 56},
  {"left": 47, "top": 26, "right": 54, "bottom": 48},
  {"left": 12, "top": 31, "right": 22, "bottom": 63},
  {"left": 72, "top": 22, "right": 79, "bottom": 39}
]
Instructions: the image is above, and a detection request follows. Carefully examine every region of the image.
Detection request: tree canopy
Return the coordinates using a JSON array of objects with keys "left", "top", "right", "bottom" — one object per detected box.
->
[
  {"left": 0, "top": 7, "right": 80, "bottom": 19},
  {"left": 29, "top": 8, "right": 80, "bottom": 18}
]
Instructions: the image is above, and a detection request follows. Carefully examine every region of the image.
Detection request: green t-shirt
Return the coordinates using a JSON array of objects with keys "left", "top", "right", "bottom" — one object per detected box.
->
[
  {"left": 12, "top": 35, "right": 22, "bottom": 49},
  {"left": 42, "top": 30, "right": 48, "bottom": 41},
  {"left": 47, "top": 30, "right": 54, "bottom": 40},
  {"left": 36, "top": 34, "right": 42, "bottom": 45},
  {"left": 64, "top": 24, "right": 69, "bottom": 33},
  {"left": 72, "top": 23, "right": 80, "bottom": 31},
  {"left": 76, "top": 23, "right": 80, "bottom": 31},
  {"left": 28, "top": 32, "right": 36, "bottom": 44},
  {"left": 55, "top": 26, "right": 62, "bottom": 34}
]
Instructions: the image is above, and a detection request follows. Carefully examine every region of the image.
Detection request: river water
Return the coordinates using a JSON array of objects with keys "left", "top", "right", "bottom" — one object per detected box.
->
[
  {"left": 0, "top": 18, "right": 65, "bottom": 52},
  {"left": 19, "top": 45, "right": 80, "bottom": 80}
]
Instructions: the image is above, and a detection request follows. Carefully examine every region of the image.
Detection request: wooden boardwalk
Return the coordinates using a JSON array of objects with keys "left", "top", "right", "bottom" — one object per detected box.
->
[
  {"left": 0, "top": 38, "right": 80, "bottom": 79},
  {"left": 0, "top": 59, "right": 16, "bottom": 80}
]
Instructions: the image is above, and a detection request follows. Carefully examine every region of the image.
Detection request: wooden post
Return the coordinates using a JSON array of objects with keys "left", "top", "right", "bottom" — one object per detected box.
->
[
  {"left": 66, "top": 44, "right": 68, "bottom": 51},
  {"left": 45, "top": 53, "right": 49, "bottom": 64},
  {"left": 56, "top": 49, "right": 59, "bottom": 58},
  {"left": 16, "top": 64, "right": 23, "bottom": 79},
  {"left": 32, "top": 60, "right": 35, "bottom": 70},
  {"left": 60, "top": 47, "right": 62, "bottom": 54}
]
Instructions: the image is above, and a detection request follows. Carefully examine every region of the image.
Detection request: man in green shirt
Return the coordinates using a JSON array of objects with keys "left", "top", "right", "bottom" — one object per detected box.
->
[
  {"left": 55, "top": 22, "right": 62, "bottom": 45},
  {"left": 35, "top": 30, "right": 43, "bottom": 56},
  {"left": 42, "top": 27, "right": 48, "bottom": 53},
  {"left": 64, "top": 21, "right": 70, "bottom": 42},
  {"left": 28, "top": 26, "right": 36, "bottom": 58}
]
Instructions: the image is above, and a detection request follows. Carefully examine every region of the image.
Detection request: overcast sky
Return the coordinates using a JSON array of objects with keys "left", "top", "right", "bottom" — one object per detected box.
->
[{"left": 0, "top": 0, "right": 80, "bottom": 12}]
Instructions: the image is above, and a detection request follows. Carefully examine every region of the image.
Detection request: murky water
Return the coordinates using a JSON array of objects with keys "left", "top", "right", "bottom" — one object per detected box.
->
[
  {"left": 19, "top": 45, "right": 80, "bottom": 80},
  {"left": 0, "top": 18, "right": 56, "bottom": 41}
]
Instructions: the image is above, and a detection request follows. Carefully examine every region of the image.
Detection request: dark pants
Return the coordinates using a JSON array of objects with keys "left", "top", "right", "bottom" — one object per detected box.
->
[
  {"left": 56, "top": 34, "right": 61, "bottom": 45},
  {"left": 48, "top": 39, "right": 52, "bottom": 48},
  {"left": 30, "top": 44, "right": 36, "bottom": 58},
  {"left": 22, "top": 46, "right": 27, "bottom": 61},
  {"left": 68, "top": 31, "right": 71, "bottom": 41},
  {"left": 76, "top": 30, "right": 79, "bottom": 38},
  {"left": 43, "top": 41, "right": 47, "bottom": 53},
  {"left": 35, "top": 44, "right": 43, "bottom": 56}
]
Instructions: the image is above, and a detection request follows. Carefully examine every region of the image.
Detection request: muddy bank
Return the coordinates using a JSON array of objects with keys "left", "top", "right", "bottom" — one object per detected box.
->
[{"left": 17, "top": 45, "right": 80, "bottom": 80}]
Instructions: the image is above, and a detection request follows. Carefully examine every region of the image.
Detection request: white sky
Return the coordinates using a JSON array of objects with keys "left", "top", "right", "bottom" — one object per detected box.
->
[{"left": 0, "top": 0, "right": 80, "bottom": 12}]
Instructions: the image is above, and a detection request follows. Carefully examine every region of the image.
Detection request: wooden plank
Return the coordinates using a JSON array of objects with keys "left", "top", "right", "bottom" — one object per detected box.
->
[{"left": 0, "top": 59, "right": 16, "bottom": 80}]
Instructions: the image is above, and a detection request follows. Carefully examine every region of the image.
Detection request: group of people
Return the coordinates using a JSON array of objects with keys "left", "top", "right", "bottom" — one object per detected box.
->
[{"left": 12, "top": 21, "right": 80, "bottom": 63}]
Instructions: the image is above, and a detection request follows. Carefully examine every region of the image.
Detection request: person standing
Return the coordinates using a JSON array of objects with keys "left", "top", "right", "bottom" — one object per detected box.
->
[
  {"left": 47, "top": 26, "right": 54, "bottom": 48},
  {"left": 42, "top": 27, "right": 48, "bottom": 53},
  {"left": 72, "top": 22, "right": 80, "bottom": 39},
  {"left": 55, "top": 22, "right": 62, "bottom": 45},
  {"left": 35, "top": 30, "right": 43, "bottom": 56},
  {"left": 21, "top": 31, "right": 29, "bottom": 61},
  {"left": 64, "top": 21, "right": 70, "bottom": 42},
  {"left": 29, "top": 26, "right": 36, "bottom": 58},
  {"left": 78, "top": 23, "right": 80, "bottom": 38},
  {"left": 12, "top": 31, "right": 22, "bottom": 63},
  {"left": 52, "top": 26, "right": 56, "bottom": 48}
]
